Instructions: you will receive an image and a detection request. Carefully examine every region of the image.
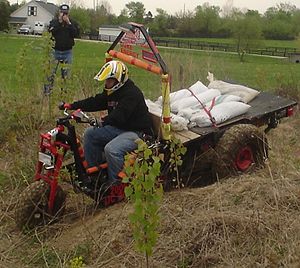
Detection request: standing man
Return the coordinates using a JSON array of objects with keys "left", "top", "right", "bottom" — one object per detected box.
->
[{"left": 48, "top": 4, "right": 79, "bottom": 77}]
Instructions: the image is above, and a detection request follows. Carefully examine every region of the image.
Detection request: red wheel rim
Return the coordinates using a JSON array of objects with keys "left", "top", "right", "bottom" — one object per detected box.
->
[{"left": 235, "top": 146, "right": 254, "bottom": 171}]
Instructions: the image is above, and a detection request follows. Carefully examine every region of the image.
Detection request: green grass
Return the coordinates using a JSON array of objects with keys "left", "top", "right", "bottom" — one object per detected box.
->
[
  {"left": 1, "top": 33, "right": 299, "bottom": 101},
  {"left": 0, "top": 172, "right": 9, "bottom": 187}
]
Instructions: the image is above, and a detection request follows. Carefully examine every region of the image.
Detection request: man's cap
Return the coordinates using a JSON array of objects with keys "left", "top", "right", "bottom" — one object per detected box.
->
[{"left": 59, "top": 4, "right": 70, "bottom": 13}]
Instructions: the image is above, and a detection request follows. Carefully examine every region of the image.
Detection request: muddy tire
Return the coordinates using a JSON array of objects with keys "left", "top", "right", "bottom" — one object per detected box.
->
[
  {"left": 214, "top": 124, "right": 268, "bottom": 179},
  {"left": 15, "top": 180, "right": 66, "bottom": 230}
]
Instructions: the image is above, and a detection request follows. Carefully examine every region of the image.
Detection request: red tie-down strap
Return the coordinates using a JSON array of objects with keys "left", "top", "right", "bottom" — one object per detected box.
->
[{"left": 187, "top": 88, "right": 217, "bottom": 127}]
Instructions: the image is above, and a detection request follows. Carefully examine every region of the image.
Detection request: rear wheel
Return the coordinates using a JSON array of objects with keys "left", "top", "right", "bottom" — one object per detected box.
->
[
  {"left": 214, "top": 124, "right": 268, "bottom": 179},
  {"left": 15, "top": 180, "right": 66, "bottom": 230}
]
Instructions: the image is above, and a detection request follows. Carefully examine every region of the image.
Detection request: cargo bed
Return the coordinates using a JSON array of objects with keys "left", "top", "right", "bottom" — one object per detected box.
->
[{"left": 152, "top": 91, "right": 298, "bottom": 144}]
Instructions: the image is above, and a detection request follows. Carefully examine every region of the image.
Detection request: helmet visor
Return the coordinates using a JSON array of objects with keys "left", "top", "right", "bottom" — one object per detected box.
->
[{"left": 94, "top": 63, "right": 113, "bottom": 81}]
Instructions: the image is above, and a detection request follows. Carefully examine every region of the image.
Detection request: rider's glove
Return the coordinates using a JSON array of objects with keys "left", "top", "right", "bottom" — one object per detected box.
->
[
  {"left": 58, "top": 101, "right": 72, "bottom": 110},
  {"left": 89, "top": 117, "right": 102, "bottom": 127}
]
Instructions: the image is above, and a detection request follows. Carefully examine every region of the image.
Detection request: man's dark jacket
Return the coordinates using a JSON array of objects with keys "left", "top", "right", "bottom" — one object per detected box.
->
[
  {"left": 71, "top": 79, "right": 153, "bottom": 134},
  {"left": 49, "top": 18, "right": 79, "bottom": 51}
]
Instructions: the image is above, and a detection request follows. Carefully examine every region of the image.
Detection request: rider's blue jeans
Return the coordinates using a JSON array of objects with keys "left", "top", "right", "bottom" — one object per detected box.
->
[{"left": 83, "top": 125, "right": 140, "bottom": 182}]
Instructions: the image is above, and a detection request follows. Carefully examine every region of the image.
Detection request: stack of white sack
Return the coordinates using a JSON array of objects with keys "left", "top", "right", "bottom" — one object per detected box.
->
[
  {"left": 207, "top": 72, "right": 259, "bottom": 103},
  {"left": 189, "top": 101, "right": 251, "bottom": 127},
  {"left": 156, "top": 80, "right": 208, "bottom": 106},
  {"left": 149, "top": 75, "right": 257, "bottom": 130},
  {"left": 178, "top": 94, "right": 242, "bottom": 120},
  {"left": 145, "top": 99, "right": 189, "bottom": 131},
  {"left": 171, "top": 89, "right": 221, "bottom": 113}
]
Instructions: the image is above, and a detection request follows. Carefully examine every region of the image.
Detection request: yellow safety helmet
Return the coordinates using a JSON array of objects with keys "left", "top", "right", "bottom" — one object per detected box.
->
[{"left": 94, "top": 60, "right": 128, "bottom": 91}]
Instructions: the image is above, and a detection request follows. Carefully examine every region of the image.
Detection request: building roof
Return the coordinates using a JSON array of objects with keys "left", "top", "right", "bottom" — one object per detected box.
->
[
  {"left": 36, "top": 1, "right": 58, "bottom": 16},
  {"left": 9, "top": 0, "right": 58, "bottom": 18}
]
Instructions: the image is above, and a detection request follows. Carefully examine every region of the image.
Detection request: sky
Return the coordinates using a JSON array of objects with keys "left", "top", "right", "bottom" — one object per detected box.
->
[{"left": 8, "top": 0, "right": 300, "bottom": 15}]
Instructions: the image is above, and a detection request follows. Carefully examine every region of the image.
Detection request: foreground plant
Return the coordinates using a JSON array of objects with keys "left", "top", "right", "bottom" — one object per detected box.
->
[{"left": 124, "top": 137, "right": 186, "bottom": 267}]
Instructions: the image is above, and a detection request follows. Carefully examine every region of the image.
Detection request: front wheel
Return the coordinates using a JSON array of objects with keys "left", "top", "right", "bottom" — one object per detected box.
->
[
  {"left": 15, "top": 180, "right": 66, "bottom": 230},
  {"left": 214, "top": 124, "right": 268, "bottom": 179}
]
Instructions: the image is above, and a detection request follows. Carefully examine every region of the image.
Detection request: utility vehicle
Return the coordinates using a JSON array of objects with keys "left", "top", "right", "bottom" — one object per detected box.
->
[{"left": 15, "top": 22, "right": 298, "bottom": 230}]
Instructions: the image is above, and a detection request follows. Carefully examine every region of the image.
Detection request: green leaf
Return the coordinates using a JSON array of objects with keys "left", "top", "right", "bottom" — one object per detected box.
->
[
  {"left": 144, "top": 148, "right": 152, "bottom": 159},
  {"left": 124, "top": 186, "right": 133, "bottom": 198},
  {"left": 144, "top": 177, "right": 153, "bottom": 191},
  {"left": 152, "top": 156, "right": 160, "bottom": 163},
  {"left": 181, "top": 147, "right": 187, "bottom": 154}
]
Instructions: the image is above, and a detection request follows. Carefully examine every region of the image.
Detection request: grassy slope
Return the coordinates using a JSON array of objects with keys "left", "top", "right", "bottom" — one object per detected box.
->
[
  {"left": 0, "top": 34, "right": 300, "bottom": 267},
  {"left": 1, "top": 115, "right": 300, "bottom": 267}
]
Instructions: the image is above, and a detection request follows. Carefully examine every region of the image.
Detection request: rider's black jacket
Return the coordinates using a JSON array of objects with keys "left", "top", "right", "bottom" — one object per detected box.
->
[
  {"left": 71, "top": 79, "right": 153, "bottom": 134},
  {"left": 49, "top": 18, "right": 79, "bottom": 51}
]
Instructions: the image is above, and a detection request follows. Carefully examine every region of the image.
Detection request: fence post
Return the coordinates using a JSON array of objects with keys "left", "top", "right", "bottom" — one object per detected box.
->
[{"left": 179, "top": 65, "right": 184, "bottom": 89}]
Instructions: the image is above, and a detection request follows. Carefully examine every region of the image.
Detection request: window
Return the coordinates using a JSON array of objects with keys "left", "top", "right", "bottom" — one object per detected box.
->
[{"left": 28, "top": 6, "right": 37, "bottom": 16}]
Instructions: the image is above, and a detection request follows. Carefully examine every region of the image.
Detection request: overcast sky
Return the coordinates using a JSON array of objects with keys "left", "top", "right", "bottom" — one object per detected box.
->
[{"left": 8, "top": 0, "right": 300, "bottom": 15}]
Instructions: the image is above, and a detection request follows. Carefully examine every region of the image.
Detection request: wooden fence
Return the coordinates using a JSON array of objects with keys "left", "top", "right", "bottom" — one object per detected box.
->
[
  {"left": 152, "top": 38, "right": 300, "bottom": 57},
  {"left": 86, "top": 34, "right": 300, "bottom": 57}
]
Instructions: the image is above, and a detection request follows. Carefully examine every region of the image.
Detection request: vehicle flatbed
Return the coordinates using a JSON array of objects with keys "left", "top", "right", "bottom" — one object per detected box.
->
[{"left": 163, "top": 91, "right": 298, "bottom": 144}]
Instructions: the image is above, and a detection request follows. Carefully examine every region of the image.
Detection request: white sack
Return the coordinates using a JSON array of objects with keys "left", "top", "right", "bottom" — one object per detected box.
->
[
  {"left": 207, "top": 72, "right": 259, "bottom": 103},
  {"left": 145, "top": 99, "right": 162, "bottom": 115},
  {"left": 157, "top": 89, "right": 189, "bottom": 105},
  {"left": 205, "top": 94, "right": 242, "bottom": 108},
  {"left": 190, "top": 101, "right": 251, "bottom": 127},
  {"left": 189, "top": 110, "right": 212, "bottom": 127},
  {"left": 178, "top": 106, "right": 202, "bottom": 121},
  {"left": 146, "top": 99, "right": 188, "bottom": 131},
  {"left": 188, "top": 80, "right": 208, "bottom": 94},
  {"left": 171, "top": 89, "right": 221, "bottom": 113},
  {"left": 178, "top": 94, "right": 242, "bottom": 121},
  {"left": 157, "top": 80, "right": 208, "bottom": 105},
  {"left": 171, "top": 114, "right": 189, "bottom": 131}
]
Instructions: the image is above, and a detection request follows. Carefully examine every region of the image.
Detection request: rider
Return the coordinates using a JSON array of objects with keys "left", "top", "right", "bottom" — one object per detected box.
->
[{"left": 62, "top": 60, "right": 153, "bottom": 185}]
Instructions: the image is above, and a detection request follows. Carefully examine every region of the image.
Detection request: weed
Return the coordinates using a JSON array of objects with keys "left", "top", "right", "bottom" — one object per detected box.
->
[
  {"left": 69, "top": 256, "right": 85, "bottom": 268},
  {"left": 72, "top": 242, "right": 91, "bottom": 261},
  {"left": 0, "top": 172, "right": 9, "bottom": 188},
  {"left": 29, "top": 246, "right": 61, "bottom": 268},
  {"left": 274, "top": 70, "right": 300, "bottom": 101}
]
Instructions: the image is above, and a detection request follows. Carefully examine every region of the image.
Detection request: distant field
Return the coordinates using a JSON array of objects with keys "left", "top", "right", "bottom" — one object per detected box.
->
[{"left": 1, "top": 34, "right": 299, "bottom": 101}]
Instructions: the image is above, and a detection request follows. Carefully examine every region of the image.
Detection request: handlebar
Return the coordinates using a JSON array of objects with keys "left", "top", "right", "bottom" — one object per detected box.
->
[{"left": 57, "top": 109, "right": 91, "bottom": 125}]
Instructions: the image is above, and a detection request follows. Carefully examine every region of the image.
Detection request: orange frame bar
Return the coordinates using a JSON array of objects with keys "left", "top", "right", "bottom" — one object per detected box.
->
[{"left": 108, "top": 50, "right": 163, "bottom": 75}]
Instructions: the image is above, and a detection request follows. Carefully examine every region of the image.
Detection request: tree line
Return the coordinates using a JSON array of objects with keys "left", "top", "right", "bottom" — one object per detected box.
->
[{"left": 1, "top": 0, "right": 300, "bottom": 41}]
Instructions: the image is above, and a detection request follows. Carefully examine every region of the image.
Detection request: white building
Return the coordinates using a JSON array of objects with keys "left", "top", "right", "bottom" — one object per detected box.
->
[
  {"left": 9, "top": 0, "right": 58, "bottom": 31},
  {"left": 98, "top": 26, "right": 121, "bottom": 42}
]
